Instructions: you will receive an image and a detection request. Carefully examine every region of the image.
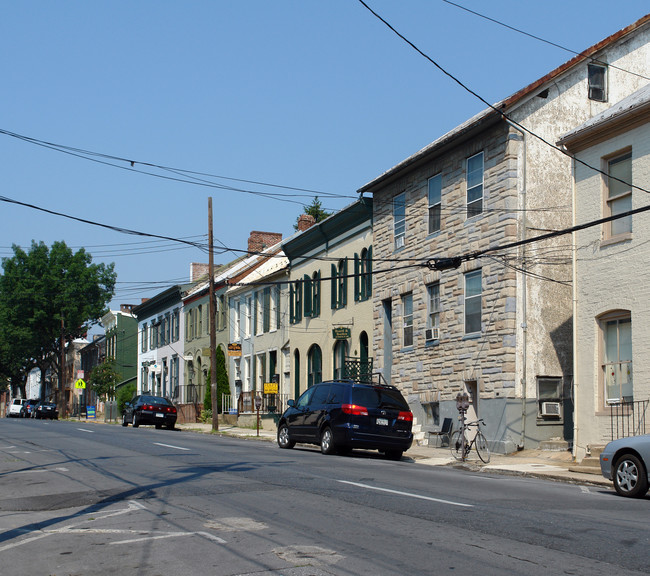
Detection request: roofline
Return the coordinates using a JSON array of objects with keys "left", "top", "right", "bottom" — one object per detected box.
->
[{"left": 358, "top": 13, "right": 650, "bottom": 194}]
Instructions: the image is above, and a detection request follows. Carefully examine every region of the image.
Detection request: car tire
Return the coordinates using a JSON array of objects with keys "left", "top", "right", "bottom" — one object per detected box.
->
[
  {"left": 155, "top": 423, "right": 162, "bottom": 430},
  {"left": 132, "top": 413, "right": 139, "bottom": 428},
  {"left": 320, "top": 426, "right": 336, "bottom": 455},
  {"left": 385, "top": 450, "right": 403, "bottom": 461},
  {"left": 122, "top": 414, "right": 128, "bottom": 427},
  {"left": 277, "top": 423, "right": 295, "bottom": 449},
  {"left": 613, "top": 453, "right": 649, "bottom": 498}
]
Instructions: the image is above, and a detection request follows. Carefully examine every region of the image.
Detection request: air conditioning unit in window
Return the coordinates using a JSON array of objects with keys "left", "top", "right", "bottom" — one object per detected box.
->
[
  {"left": 541, "top": 402, "right": 561, "bottom": 416},
  {"left": 425, "top": 327, "right": 439, "bottom": 341},
  {"left": 395, "top": 235, "right": 405, "bottom": 249}
]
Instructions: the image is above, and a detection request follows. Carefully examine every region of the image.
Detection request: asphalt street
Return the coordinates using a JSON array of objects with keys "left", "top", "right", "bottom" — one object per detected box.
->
[{"left": 1, "top": 418, "right": 647, "bottom": 576}]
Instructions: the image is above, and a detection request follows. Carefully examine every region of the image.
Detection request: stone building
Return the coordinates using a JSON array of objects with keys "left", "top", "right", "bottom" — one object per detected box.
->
[{"left": 358, "top": 15, "right": 650, "bottom": 452}]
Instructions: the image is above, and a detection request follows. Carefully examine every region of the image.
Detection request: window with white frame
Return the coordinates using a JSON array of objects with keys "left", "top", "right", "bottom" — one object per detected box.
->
[
  {"left": 606, "top": 150, "right": 632, "bottom": 238},
  {"left": 263, "top": 287, "right": 271, "bottom": 332},
  {"left": 393, "top": 192, "right": 406, "bottom": 250},
  {"left": 243, "top": 355, "right": 251, "bottom": 392},
  {"left": 172, "top": 308, "right": 180, "bottom": 342},
  {"left": 271, "top": 287, "right": 280, "bottom": 331},
  {"left": 171, "top": 356, "right": 179, "bottom": 399},
  {"left": 428, "top": 174, "right": 442, "bottom": 234},
  {"left": 233, "top": 299, "right": 241, "bottom": 340},
  {"left": 245, "top": 296, "right": 252, "bottom": 338},
  {"left": 427, "top": 282, "right": 440, "bottom": 339},
  {"left": 197, "top": 305, "right": 203, "bottom": 337},
  {"left": 601, "top": 313, "right": 632, "bottom": 405},
  {"left": 588, "top": 63, "right": 607, "bottom": 102},
  {"left": 141, "top": 323, "right": 148, "bottom": 352},
  {"left": 466, "top": 152, "right": 484, "bottom": 218},
  {"left": 255, "top": 291, "right": 264, "bottom": 335},
  {"left": 464, "top": 269, "right": 482, "bottom": 334},
  {"left": 402, "top": 292, "right": 413, "bottom": 347}
]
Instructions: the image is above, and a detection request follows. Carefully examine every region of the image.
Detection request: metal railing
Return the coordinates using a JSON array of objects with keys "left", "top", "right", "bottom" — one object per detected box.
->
[
  {"left": 609, "top": 399, "right": 649, "bottom": 440},
  {"left": 235, "top": 392, "right": 290, "bottom": 415}
]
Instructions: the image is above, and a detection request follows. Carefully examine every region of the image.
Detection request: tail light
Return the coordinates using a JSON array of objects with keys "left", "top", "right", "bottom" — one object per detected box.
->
[
  {"left": 397, "top": 411, "right": 413, "bottom": 423},
  {"left": 341, "top": 404, "right": 368, "bottom": 416}
]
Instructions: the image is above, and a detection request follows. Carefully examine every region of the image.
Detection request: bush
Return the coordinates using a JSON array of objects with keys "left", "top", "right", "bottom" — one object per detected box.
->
[
  {"left": 200, "top": 408, "right": 212, "bottom": 423},
  {"left": 117, "top": 382, "right": 136, "bottom": 414}
]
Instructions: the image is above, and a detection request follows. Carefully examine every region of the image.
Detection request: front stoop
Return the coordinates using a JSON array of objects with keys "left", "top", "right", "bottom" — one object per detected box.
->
[{"left": 569, "top": 445, "right": 605, "bottom": 476}]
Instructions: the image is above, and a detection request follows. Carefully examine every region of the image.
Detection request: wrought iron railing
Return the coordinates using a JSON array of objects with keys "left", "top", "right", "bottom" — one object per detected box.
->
[{"left": 609, "top": 399, "right": 649, "bottom": 440}]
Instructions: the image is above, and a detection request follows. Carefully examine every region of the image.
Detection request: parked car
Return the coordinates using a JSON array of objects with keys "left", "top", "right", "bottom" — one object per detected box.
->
[
  {"left": 600, "top": 434, "right": 650, "bottom": 498},
  {"left": 21, "top": 399, "right": 40, "bottom": 418},
  {"left": 34, "top": 402, "right": 59, "bottom": 420},
  {"left": 277, "top": 380, "right": 413, "bottom": 460},
  {"left": 7, "top": 399, "right": 26, "bottom": 418},
  {"left": 122, "top": 395, "right": 177, "bottom": 430}
]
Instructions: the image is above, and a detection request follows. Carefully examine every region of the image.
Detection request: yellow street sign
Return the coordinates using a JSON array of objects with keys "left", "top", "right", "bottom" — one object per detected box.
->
[{"left": 75, "top": 379, "right": 86, "bottom": 389}]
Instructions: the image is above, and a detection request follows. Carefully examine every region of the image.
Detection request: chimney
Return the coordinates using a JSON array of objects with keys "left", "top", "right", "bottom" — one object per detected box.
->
[
  {"left": 297, "top": 214, "right": 316, "bottom": 232},
  {"left": 248, "top": 231, "right": 282, "bottom": 254},
  {"left": 190, "top": 263, "right": 210, "bottom": 282},
  {"left": 140, "top": 298, "right": 150, "bottom": 304},
  {"left": 120, "top": 304, "right": 134, "bottom": 314}
]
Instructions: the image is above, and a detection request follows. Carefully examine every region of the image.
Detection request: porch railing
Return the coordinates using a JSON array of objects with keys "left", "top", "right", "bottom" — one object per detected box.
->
[
  {"left": 609, "top": 399, "right": 649, "bottom": 441},
  {"left": 235, "top": 392, "right": 290, "bottom": 415}
]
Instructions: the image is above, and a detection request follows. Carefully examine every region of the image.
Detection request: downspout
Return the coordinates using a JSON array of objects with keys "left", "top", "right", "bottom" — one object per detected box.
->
[
  {"left": 505, "top": 119, "right": 527, "bottom": 450},
  {"left": 570, "top": 154, "right": 579, "bottom": 460}
]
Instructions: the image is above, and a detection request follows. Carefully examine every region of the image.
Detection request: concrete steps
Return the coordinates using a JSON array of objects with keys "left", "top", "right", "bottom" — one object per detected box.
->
[{"left": 569, "top": 445, "right": 605, "bottom": 476}]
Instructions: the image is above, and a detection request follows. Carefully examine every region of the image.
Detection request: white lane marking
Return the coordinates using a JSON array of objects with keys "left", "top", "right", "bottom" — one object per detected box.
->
[
  {"left": 77, "top": 428, "right": 94, "bottom": 433},
  {"left": 15, "top": 467, "right": 69, "bottom": 474},
  {"left": 0, "top": 532, "right": 50, "bottom": 552},
  {"left": 153, "top": 442, "right": 190, "bottom": 451},
  {"left": 110, "top": 531, "right": 226, "bottom": 545},
  {"left": 337, "top": 480, "right": 473, "bottom": 508}
]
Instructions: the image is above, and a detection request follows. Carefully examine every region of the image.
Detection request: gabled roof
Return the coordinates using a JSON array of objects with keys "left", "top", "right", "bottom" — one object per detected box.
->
[{"left": 358, "top": 14, "right": 650, "bottom": 194}]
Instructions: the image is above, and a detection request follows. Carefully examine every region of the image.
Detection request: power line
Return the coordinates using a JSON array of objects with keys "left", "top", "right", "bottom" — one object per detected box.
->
[
  {"left": 441, "top": 0, "right": 650, "bottom": 82},
  {"left": 356, "top": 0, "right": 650, "bottom": 197}
]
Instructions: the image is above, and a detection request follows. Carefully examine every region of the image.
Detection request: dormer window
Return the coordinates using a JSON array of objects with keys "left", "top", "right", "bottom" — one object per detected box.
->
[{"left": 588, "top": 63, "right": 607, "bottom": 102}]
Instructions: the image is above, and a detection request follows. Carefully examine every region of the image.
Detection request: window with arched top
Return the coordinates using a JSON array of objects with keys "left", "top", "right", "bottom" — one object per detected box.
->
[
  {"left": 333, "top": 340, "right": 348, "bottom": 380},
  {"left": 599, "top": 310, "right": 632, "bottom": 406},
  {"left": 307, "top": 345, "right": 322, "bottom": 388}
]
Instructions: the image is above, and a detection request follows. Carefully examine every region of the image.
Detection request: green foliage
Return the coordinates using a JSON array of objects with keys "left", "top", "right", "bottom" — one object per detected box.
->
[
  {"left": 89, "top": 361, "right": 119, "bottom": 401},
  {"left": 294, "top": 196, "right": 331, "bottom": 230},
  {"left": 117, "top": 382, "right": 136, "bottom": 414},
  {"left": 203, "top": 348, "right": 230, "bottom": 414},
  {"left": 0, "top": 240, "right": 116, "bottom": 398},
  {"left": 200, "top": 408, "right": 212, "bottom": 423}
]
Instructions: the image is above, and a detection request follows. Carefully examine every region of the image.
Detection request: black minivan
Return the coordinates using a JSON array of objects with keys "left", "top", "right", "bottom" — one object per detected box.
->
[{"left": 277, "top": 380, "right": 413, "bottom": 460}]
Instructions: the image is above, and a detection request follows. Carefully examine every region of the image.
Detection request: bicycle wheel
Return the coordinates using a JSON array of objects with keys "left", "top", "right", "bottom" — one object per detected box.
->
[
  {"left": 450, "top": 430, "right": 467, "bottom": 460},
  {"left": 475, "top": 430, "right": 491, "bottom": 463}
]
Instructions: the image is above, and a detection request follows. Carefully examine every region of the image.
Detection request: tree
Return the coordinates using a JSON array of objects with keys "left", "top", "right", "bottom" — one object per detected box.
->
[
  {"left": 294, "top": 196, "right": 331, "bottom": 230},
  {"left": 89, "top": 361, "right": 119, "bottom": 401},
  {"left": 204, "top": 348, "right": 230, "bottom": 414},
  {"left": 117, "top": 382, "right": 136, "bottom": 415},
  {"left": 0, "top": 241, "right": 116, "bottom": 399}
]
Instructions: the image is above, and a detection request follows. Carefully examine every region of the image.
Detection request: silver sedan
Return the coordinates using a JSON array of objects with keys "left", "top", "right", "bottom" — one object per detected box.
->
[{"left": 600, "top": 434, "right": 650, "bottom": 498}]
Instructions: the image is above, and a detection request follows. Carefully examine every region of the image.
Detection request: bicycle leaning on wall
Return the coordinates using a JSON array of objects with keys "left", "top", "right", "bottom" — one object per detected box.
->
[{"left": 450, "top": 392, "right": 490, "bottom": 463}]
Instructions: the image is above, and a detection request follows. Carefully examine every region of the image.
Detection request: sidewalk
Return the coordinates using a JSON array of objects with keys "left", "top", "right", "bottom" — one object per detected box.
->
[{"left": 176, "top": 422, "right": 611, "bottom": 489}]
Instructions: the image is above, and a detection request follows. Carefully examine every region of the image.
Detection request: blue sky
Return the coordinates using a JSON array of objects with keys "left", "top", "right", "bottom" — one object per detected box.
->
[{"left": 1, "top": 1, "right": 648, "bottom": 323}]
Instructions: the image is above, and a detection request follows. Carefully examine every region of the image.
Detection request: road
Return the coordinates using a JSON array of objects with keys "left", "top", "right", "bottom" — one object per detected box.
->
[{"left": 0, "top": 418, "right": 647, "bottom": 576}]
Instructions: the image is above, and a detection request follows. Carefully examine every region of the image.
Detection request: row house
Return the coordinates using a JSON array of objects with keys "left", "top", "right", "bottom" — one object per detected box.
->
[
  {"left": 283, "top": 199, "right": 374, "bottom": 399},
  {"left": 358, "top": 15, "right": 650, "bottom": 453},
  {"left": 133, "top": 284, "right": 190, "bottom": 400},
  {"left": 182, "top": 231, "right": 283, "bottom": 407},
  {"left": 227, "top": 242, "right": 288, "bottom": 411},
  {"left": 559, "top": 83, "right": 650, "bottom": 459},
  {"left": 100, "top": 304, "right": 138, "bottom": 391}
]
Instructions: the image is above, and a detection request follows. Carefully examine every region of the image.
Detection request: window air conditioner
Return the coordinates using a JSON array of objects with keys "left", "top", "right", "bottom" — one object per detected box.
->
[
  {"left": 541, "top": 402, "right": 561, "bottom": 416},
  {"left": 425, "top": 327, "right": 439, "bottom": 341}
]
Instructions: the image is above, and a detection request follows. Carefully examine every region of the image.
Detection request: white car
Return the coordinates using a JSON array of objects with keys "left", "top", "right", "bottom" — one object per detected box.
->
[
  {"left": 600, "top": 434, "right": 650, "bottom": 498},
  {"left": 7, "top": 399, "right": 26, "bottom": 418}
]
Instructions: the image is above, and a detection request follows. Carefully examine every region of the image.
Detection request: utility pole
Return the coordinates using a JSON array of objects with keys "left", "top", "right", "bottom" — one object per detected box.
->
[
  {"left": 209, "top": 197, "right": 219, "bottom": 431},
  {"left": 60, "top": 312, "right": 66, "bottom": 418}
]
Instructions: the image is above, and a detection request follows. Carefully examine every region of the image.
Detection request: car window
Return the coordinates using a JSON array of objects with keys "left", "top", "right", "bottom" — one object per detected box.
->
[
  {"left": 295, "top": 387, "right": 315, "bottom": 409},
  {"left": 351, "top": 387, "right": 409, "bottom": 410},
  {"left": 310, "top": 384, "right": 330, "bottom": 406},
  {"left": 328, "top": 383, "right": 345, "bottom": 404}
]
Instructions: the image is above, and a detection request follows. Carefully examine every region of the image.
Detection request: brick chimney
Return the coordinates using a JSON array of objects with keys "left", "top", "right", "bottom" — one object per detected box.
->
[
  {"left": 248, "top": 231, "right": 282, "bottom": 254},
  {"left": 120, "top": 304, "right": 134, "bottom": 314},
  {"left": 297, "top": 214, "right": 316, "bottom": 232},
  {"left": 190, "top": 263, "right": 210, "bottom": 282}
]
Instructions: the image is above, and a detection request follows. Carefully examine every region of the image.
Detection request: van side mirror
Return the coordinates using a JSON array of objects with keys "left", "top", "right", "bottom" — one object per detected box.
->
[{"left": 287, "top": 399, "right": 295, "bottom": 408}]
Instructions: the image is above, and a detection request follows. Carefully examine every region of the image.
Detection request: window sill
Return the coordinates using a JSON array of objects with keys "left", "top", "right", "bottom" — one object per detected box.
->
[
  {"left": 400, "top": 346, "right": 414, "bottom": 353},
  {"left": 462, "top": 332, "right": 481, "bottom": 341},
  {"left": 600, "top": 233, "right": 632, "bottom": 248},
  {"left": 424, "top": 339, "right": 440, "bottom": 348}
]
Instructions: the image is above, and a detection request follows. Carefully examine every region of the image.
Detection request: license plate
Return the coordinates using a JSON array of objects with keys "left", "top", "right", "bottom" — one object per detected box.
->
[
  {"left": 376, "top": 418, "right": 388, "bottom": 426},
  {"left": 156, "top": 413, "right": 164, "bottom": 418}
]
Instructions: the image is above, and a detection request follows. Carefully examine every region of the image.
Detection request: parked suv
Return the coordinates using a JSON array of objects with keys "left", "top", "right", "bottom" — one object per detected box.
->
[{"left": 277, "top": 380, "right": 413, "bottom": 460}]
